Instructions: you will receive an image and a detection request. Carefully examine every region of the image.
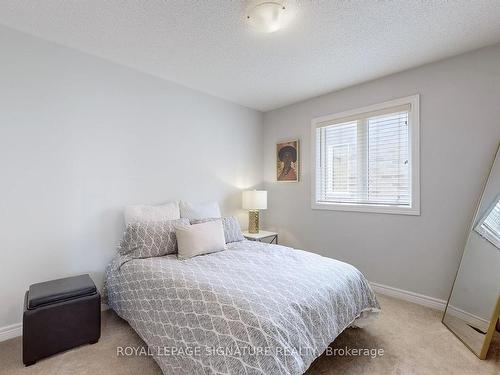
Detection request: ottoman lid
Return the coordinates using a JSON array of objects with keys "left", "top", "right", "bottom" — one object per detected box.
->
[{"left": 28, "top": 274, "right": 97, "bottom": 309}]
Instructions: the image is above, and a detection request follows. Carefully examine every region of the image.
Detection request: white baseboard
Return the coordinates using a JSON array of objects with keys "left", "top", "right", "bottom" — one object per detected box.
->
[
  {"left": 446, "top": 305, "right": 490, "bottom": 332},
  {"left": 0, "top": 323, "right": 22, "bottom": 342},
  {"left": 370, "top": 282, "right": 447, "bottom": 311}
]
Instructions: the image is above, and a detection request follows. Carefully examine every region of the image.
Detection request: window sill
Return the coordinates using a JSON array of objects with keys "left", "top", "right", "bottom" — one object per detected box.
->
[{"left": 311, "top": 201, "right": 420, "bottom": 216}]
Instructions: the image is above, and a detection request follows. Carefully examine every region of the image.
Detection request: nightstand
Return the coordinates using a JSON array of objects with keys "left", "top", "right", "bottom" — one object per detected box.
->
[{"left": 242, "top": 230, "right": 278, "bottom": 244}]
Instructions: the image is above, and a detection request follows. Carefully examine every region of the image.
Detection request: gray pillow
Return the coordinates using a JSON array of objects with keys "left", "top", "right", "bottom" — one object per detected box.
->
[
  {"left": 119, "top": 218, "right": 190, "bottom": 258},
  {"left": 190, "top": 216, "right": 245, "bottom": 243}
]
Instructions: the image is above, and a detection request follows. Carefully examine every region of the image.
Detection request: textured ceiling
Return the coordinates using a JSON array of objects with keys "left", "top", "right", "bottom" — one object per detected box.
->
[{"left": 1, "top": 1, "right": 500, "bottom": 111}]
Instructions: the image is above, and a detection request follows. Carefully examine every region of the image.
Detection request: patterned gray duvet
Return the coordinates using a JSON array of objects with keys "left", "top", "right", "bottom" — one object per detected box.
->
[{"left": 104, "top": 240, "right": 380, "bottom": 375}]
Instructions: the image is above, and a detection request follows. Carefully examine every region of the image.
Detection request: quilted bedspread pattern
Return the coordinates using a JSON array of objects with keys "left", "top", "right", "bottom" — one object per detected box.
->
[{"left": 104, "top": 241, "right": 380, "bottom": 375}]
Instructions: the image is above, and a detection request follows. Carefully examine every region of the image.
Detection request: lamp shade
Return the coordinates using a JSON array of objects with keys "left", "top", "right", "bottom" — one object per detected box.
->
[{"left": 242, "top": 190, "right": 267, "bottom": 210}]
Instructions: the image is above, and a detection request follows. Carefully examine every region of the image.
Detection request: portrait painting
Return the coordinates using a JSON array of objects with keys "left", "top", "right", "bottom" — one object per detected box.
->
[{"left": 276, "top": 140, "right": 299, "bottom": 182}]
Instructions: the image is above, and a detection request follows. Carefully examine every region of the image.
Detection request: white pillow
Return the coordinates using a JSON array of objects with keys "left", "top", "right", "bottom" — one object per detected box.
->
[
  {"left": 124, "top": 202, "right": 180, "bottom": 225},
  {"left": 179, "top": 201, "right": 221, "bottom": 220},
  {"left": 176, "top": 220, "right": 226, "bottom": 260}
]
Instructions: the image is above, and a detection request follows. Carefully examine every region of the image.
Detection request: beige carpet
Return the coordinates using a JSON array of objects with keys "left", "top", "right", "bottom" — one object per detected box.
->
[{"left": 1, "top": 294, "right": 498, "bottom": 375}]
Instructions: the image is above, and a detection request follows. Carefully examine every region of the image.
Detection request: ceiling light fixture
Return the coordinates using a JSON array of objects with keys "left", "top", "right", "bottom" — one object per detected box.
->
[{"left": 246, "top": 0, "right": 290, "bottom": 33}]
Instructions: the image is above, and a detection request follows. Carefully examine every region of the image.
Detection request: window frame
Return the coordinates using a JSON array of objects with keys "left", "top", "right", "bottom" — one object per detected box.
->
[{"left": 310, "top": 95, "right": 420, "bottom": 215}]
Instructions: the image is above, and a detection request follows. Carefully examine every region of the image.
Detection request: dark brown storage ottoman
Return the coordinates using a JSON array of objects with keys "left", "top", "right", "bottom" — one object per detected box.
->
[{"left": 23, "top": 274, "right": 101, "bottom": 366}]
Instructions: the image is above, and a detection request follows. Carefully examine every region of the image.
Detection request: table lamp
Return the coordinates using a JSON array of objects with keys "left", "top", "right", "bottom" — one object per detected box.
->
[{"left": 242, "top": 190, "right": 267, "bottom": 233}]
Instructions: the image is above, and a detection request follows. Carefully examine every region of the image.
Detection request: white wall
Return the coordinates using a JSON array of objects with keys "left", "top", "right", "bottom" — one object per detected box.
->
[
  {"left": 0, "top": 26, "right": 263, "bottom": 330},
  {"left": 263, "top": 43, "right": 500, "bottom": 301}
]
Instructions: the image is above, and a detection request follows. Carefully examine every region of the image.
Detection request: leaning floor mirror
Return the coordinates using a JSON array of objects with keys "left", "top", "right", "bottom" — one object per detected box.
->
[{"left": 443, "top": 143, "right": 500, "bottom": 359}]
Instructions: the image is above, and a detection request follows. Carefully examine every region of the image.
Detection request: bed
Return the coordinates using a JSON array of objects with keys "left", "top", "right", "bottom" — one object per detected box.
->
[{"left": 104, "top": 240, "right": 380, "bottom": 375}]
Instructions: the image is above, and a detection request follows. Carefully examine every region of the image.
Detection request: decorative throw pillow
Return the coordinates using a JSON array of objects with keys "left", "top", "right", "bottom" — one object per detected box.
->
[
  {"left": 191, "top": 216, "right": 245, "bottom": 243},
  {"left": 176, "top": 220, "right": 226, "bottom": 260},
  {"left": 119, "top": 218, "right": 189, "bottom": 258},
  {"left": 124, "top": 202, "right": 180, "bottom": 225},
  {"left": 179, "top": 201, "right": 221, "bottom": 220}
]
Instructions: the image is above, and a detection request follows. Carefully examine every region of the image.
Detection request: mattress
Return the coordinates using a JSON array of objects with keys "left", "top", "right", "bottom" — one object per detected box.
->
[{"left": 104, "top": 240, "right": 380, "bottom": 375}]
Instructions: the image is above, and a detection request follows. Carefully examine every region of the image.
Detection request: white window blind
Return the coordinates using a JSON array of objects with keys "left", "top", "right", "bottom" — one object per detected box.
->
[
  {"left": 483, "top": 200, "right": 500, "bottom": 236},
  {"left": 476, "top": 198, "right": 500, "bottom": 249},
  {"left": 312, "top": 96, "right": 419, "bottom": 214}
]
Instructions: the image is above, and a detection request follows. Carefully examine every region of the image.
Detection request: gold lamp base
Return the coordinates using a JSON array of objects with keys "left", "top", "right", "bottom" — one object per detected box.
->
[{"left": 248, "top": 210, "right": 260, "bottom": 233}]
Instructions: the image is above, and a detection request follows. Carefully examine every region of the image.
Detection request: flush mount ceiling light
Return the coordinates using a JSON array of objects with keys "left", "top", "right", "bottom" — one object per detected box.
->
[{"left": 246, "top": 0, "right": 291, "bottom": 33}]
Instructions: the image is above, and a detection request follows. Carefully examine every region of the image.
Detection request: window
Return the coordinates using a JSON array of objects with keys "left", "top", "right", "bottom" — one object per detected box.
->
[
  {"left": 475, "top": 196, "right": 500, "bottom": 249},
  {"left": 311, "top": 95, "right": 420, "bottom": 215}
]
